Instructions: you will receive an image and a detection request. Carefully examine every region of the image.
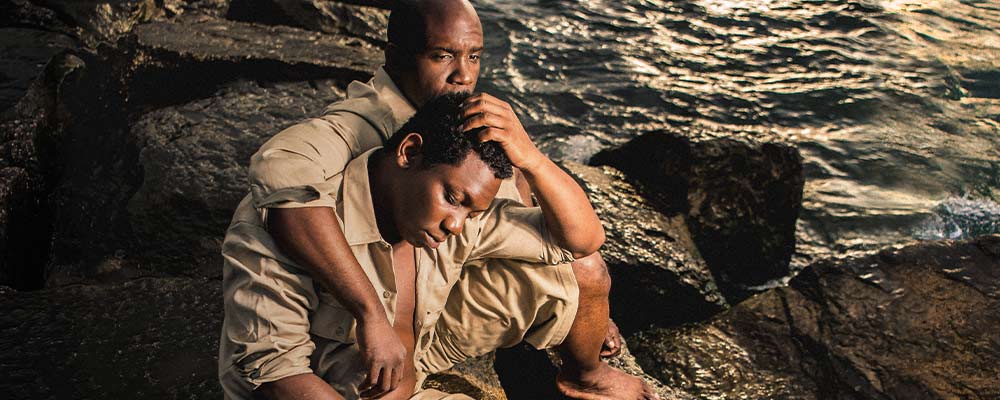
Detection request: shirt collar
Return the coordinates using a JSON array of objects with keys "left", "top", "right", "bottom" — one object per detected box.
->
[
  {"left": 372, "top": 67, "right": 417, "bottom": 127},
  {"left": 341, "top": 147, "right": 385, "bottom": 246}
]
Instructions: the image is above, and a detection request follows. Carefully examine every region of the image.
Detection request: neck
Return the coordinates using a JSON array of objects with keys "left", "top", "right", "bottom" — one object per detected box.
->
[{"left": 368, "top": 149, "right": 403, "bottom": 245}]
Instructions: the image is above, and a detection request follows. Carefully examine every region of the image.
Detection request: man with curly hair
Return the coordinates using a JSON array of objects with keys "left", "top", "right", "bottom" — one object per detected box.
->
[{"left": 218, "top": 1, "right": 656, "bottom": 399}]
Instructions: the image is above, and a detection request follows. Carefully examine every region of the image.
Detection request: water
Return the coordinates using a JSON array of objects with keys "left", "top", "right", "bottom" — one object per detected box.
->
[{"left": 472, "top": 0, "right": 1000, "bottom": 265}]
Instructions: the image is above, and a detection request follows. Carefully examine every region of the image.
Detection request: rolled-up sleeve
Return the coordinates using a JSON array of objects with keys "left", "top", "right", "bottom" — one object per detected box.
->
[
  {"left": 467, "top": 199, "right": 575, "bottom": 265},
  {"left": 249, "top": 113, "right": 382, "bottom": 209}
]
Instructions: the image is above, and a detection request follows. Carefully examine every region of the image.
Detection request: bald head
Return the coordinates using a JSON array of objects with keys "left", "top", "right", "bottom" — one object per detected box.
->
[{"left": 387, "top": 0, "right": 480, "bottom": 57}]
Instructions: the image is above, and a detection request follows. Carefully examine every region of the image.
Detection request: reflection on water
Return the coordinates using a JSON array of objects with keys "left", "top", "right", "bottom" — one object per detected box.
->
[{"left": 474, "top": 0, "right": 1000, "bottom": 265}]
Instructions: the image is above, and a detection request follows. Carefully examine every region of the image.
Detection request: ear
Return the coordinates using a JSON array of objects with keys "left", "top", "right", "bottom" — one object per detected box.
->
[{"left": 396, "top": 132, "right": 424, "bottom": 169}]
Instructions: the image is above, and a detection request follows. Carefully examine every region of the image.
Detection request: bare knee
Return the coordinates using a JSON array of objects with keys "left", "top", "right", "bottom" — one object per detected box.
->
[{"left": 571, "top": 252, "right": 610, "bottom": 298}]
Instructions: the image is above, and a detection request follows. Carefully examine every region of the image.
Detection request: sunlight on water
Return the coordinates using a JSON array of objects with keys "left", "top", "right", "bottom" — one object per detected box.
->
[{"left": 478, "top": 0, "right": 1000, "bottom": 264}]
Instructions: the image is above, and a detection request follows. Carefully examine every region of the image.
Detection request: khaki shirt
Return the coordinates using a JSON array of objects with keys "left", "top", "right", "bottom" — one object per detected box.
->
[
  {"left": 224, "top": 148, "right": 575, "bottom": 360},
  {"left": 248, "top": 67, "right": 520, "bottom": 209}
]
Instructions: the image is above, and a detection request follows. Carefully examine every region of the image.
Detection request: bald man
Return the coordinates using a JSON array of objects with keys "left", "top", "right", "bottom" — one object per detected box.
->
[{"left": 218, "top": 1, "right": 656, "bottom": 399}]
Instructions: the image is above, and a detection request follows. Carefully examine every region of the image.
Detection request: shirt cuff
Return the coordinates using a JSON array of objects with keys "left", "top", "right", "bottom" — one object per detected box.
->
[{"left": 251, "top": 183, "right": 338, "bottom": 209}]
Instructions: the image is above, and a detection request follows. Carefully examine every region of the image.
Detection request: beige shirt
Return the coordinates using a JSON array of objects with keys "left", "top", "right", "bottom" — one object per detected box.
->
[
  {"left": 248, "top": 67, "right": 520, "bottom": 210},
  {"left": 224, "top": 148, "right": 574, "bottom": 360}
]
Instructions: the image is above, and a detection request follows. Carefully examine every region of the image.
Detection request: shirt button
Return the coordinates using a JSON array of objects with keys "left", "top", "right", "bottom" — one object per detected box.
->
[{"left": 382, "top": 291, "right": 391, "bottom": 298}]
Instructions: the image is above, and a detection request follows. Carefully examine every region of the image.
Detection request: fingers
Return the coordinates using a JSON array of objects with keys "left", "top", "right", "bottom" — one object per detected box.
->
[
  {"left": 460, "top": 93, "right": 515, "bottom": 132},
  {"left": 379, "top": 366, "right": 393, "bottom": 395}
]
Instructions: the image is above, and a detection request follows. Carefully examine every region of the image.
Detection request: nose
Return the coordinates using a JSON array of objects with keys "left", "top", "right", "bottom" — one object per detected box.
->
[
  {"left": 442, "top": 212, "right": 465, "bottom": 236},
  {"left": 448, "top": 58, "right": 475, "bottom": 87}
]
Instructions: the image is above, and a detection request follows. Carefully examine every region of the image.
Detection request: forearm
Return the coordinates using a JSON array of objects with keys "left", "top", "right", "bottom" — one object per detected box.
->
[
  {"left": 520, "top": 156, "right": 605, "bottom": 257},
  {"left": 267, "top": 207, "right": 386, "bottom": 323}
]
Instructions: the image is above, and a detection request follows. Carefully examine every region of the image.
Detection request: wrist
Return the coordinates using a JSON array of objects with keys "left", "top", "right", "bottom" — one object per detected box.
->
[
  {"left": 517, "top": 152, "right": 549, "bottom": 175},
  {"left": 354, "top": 303, "right": 389, "bottom": 326}
]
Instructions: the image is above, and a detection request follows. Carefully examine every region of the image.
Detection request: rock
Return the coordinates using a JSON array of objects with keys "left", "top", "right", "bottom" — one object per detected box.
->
[
  {"left": 425, "top": 353, "right": 507, "bottom": 400},
  {"left": 0, "top": 28, "right": 77, "bottom": 112},
  {"left": 126, "top": 79, "right": 345, "bottom": 277},
  {"left": 29, "top": 0, "right": 162, "bottom": 46},
  {"left": 0, "top": 0, "right": 73, "bottom": 33},
  {"left": 0, "top": 52, "right": 85, "bottom": 290},
  {"left": 591, "top": 132, "right": 804, "bottom": 301},
  {"left": 0, "top": 277, "right": 223, "bottom": 398},
  {"left": 227, "top": 0, "right": 389, "bottom": 45},
  {"left": 491, "top": 341, "right": 695, "bottom": 400},
  {"left": 0, "top": 168, "right": 46, "bottom": 290},
  {"left": 46, "top": 79, "right": 344, "bottom": 284},
  {"left": 632, "top": 235, "right": 1000, "bottom": 400},
  {"left": 45, "top": 16, "right": 382, "bottom": 284},
  {"left": 123, "top": 17, "right": 381, "bottom": 108},
  {"left": 561, "top": 161, "right": 726, "bottom": 334},
  {"left": 161, "top": 0, "right": 231, "bottom": 19}
]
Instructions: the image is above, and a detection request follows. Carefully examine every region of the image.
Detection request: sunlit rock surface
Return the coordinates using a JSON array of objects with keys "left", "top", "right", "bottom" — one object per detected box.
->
[
  {"left": 562, "top": 161, "right": 727, "bottom": 334},
  {"left": 228, "top": 0, "right": 389, "bottom": 45},
  {"left": 592, "top": 132, "right": 804, "bottom": 301},
  {"left": 26, "top": 0, "right": 161, "bottom": 46},
  {"left": 632, "top": 235, "right": 1000, "bottom": 400}
]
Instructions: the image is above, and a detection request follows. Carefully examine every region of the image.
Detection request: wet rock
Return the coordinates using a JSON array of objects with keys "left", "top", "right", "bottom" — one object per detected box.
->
[
  {"left": 591, "top": 132, "right": 804, "bottom": 302},
  {"left": 561, "top": 161, "right": 726, "bottom": 334},
  {"left": 0, "top": 28, "right": 77, "bottom": 112},
  {"left": 45, "top": 16, "right": 382, "bottom": 284},
  {"left": 161, "top": 0, "right": 231, "bottom": 19},
  {"left": 0, "top": 277, "right": 223, "bottom": 398},
  {"left": 126, "top": 79, "right": 344, "bottom": 277},
  {"left": 0, "top": 0, "right": 71, "bottom": 32},
  {"left": 0, "top": 168, "right": 45, "bottom": 289},
  {"left": 492, "top": 341, "right": 695, "bottom": 400},
  {"left": 425, "top": 353, "right": 507, "bottom": 400},
  {"left": 29, "top": 0, "right": 162, "bottom": 46},
  {"left": 46, "top": 79, "right": 343, "bottom": 284},
  {"left": 0, "top": 52, "right": 85, "bottom": 290},
  {"left": 123, "top": 17, "right": 380, "bottom": 108},
  {"left": 632, "top": 235, "right": 1000, "bottom": 400},
  {"left": 227, "top": 0, "right": 389, "bottom": 45}
]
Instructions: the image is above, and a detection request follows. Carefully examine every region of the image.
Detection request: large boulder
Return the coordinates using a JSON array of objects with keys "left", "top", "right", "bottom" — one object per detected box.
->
[
  {"left": 28, "top": 0, "right": 161, "bottom": 46},
  {"left": 591, "top": 132, "right": 804, "bottom": 301},
  {"left": 123, "top": 17, "right": 381, "bottom": 108},
  {"left": 632, "top": 235, "right": 1000, "bottom": 399},
  {"left": 46, "top": 79, "right": 343, "bottom": 284},
  {"left": 227, "top": 0, "right": 389, "bottom": 45},
  {"left": 0, "top": 53, "right": 85, "bottom": 289},
  {"left": 0, "top": 28, "right": 78, "bottom": 112},
  {"left": 0, "top": 277, "right": 223, "bottom": 399},
  {"left": 45, "top": 16, "right": 381, "bottom": 285},
  {"left": 561, "top": 161, "right": 727, "bottom": 334}
]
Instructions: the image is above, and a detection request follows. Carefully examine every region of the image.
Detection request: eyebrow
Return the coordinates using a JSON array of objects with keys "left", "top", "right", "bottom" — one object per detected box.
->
[{"left": 429, "top": 46, "right": 484, "bottom": 53}]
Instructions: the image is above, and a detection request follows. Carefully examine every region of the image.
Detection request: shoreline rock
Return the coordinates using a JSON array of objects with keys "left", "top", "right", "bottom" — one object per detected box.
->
[
  {"left": 632, "top": 235, "right": 1000, "bottom": 400},
  {"left": 592, "top": 132, "right": 804, "bottom": 302}
]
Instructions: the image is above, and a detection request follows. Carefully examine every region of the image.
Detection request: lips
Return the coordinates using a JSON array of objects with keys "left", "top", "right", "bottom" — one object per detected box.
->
[{"left": 423, "top": 231, "right": 444, "bottom": 249}]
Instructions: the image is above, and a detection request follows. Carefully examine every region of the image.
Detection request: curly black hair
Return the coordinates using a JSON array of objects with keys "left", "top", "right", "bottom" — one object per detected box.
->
[{"left": 385, "top": 92, "right": 513, "bottom": 179}]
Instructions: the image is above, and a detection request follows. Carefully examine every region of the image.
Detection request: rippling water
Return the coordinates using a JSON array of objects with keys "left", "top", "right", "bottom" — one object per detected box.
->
[{"left": 472, "top": 0, "right": 1000, "bottom": 265}]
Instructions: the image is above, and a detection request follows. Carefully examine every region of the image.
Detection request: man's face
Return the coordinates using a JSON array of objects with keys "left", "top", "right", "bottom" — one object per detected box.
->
[
  {"left": 393, "top": 153, "right": 500, "bottom": 248},
  {"left": 397, "top": 8, "right": 484, "bottom": 106}
]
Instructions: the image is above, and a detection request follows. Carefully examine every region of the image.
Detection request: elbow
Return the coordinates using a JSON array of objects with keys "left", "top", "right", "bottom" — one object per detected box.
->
[{"left": 569, "top": 226, "right": 606, "bottom": 259}]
